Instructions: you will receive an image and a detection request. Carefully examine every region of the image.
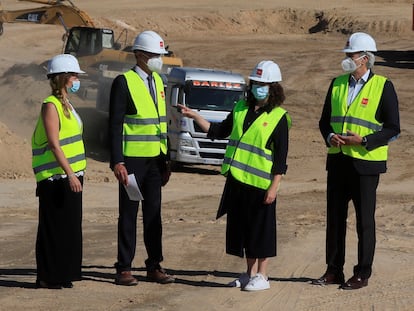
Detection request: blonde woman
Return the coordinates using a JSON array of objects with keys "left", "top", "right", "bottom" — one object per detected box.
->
[{"left": 32, "top": 54, "right": 86, "bottom": 289}]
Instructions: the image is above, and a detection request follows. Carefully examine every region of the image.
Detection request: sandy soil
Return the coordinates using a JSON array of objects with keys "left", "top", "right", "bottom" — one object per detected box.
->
[{"left": 0, "top": 0, "right": 413, "bottom": 310}]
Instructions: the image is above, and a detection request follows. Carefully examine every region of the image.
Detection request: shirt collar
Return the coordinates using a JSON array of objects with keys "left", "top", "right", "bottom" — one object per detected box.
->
[
  {"left": 350, "top": 69, "right": 370, "bottom": 84},
  {"left": 134, "top": 65, "right": 149, "bottom": 80}
]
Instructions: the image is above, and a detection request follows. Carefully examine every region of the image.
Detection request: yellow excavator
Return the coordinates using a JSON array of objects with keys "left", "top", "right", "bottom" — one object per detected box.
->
[
  {"left": 1, "top": 0, "right": 183, "bottom": 112},
  {"left": 0, "top": 0, "right": 183, "bottom": 71},
  {"left": 0, "top": 0, "right": 95, "bottom": 35}
]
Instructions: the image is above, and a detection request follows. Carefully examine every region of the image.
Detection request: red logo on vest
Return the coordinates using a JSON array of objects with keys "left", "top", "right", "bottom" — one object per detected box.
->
[
  {"left": 161, "top": 91, "right": 165, "bottom": 99},
  {"left": 361, "top": 98, "right": 368, "bottom": 106},
  {"left": 263, "top": 122, "right": 268, "bottom": 127}
]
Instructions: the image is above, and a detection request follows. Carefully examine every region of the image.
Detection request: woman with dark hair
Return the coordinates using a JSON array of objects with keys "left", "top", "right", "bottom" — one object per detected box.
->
[
  {"left": 179, "top": 60, "right": 291, "bottom": 291},
  {"left": 32, "top": 54, "right": 86, "bottom": 289}
]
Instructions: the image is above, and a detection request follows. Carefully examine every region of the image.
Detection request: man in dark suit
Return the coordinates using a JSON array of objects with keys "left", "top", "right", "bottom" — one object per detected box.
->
[
  {"left": 109, "top": 30, "right": 173, "bottom": 286},
  {"left": 313, "top": 32, "right": 400, "bottom": 290}
]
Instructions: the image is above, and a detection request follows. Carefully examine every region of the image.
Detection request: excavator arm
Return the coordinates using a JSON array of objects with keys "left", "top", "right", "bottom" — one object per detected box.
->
[{"left": 0, "top": 0, "right": 94, "bottom": 35}]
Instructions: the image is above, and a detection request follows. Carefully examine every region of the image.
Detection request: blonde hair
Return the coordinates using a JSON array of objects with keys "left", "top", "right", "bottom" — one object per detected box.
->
[{"left": 49, "top": 73, "right": 72, "bottom": 118}]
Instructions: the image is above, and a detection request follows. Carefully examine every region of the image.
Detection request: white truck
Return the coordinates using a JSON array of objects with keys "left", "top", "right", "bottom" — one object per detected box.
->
[{"left": 166, "top": 67, "right": 246, "bottom": 166}]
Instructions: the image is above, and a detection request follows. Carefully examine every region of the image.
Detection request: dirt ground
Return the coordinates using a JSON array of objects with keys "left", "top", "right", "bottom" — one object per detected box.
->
[{"left": 0, "top": 0, "right": 413, "bottom": 310}]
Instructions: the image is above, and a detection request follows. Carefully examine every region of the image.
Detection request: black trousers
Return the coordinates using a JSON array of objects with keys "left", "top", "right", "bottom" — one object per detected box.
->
[
  {"left": 36, "top": 176, "right": 83, "bottom": 284},
  {"left": 115, "top": 157, "right": 163, "bottom": 273},
  {"left": 326, "top": 160, "right": 379, "bottom": 279}
]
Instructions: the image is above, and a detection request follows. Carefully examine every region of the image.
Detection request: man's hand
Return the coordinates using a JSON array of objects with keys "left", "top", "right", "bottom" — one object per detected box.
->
[
  {"left": 330, "top": 131, "right": 363, "bottom": 147},
  {"left": 114, "top": 163, "right": 128, "bottom": 185},
  {"left": 330, "top": 134, "right": 346, "bottom": 147},
  {"left": 340, "top": 130, "right": 363, "bottom": 146}
]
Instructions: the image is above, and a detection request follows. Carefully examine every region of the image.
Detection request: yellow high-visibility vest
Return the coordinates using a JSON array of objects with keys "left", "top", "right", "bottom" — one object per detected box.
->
[
  {"left": 222, "top": 100, "right": 291, "bottom": 190},
  {"left": 32, "top": 95, "right": 86, "bottom": 182},
  {"left": 329, "top": 74, "right": 388, "bottom": 161},
  {"left": 122, "top": 70, "right": 167, "bottom": 157}
]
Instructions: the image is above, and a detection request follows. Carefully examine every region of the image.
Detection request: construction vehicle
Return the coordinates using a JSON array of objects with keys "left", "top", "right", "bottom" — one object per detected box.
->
[
  {"left": 0, "top": 0, "right": 94, "bottom": 35},
  {"left": 68, "top": 25, "right": 183, "bottom": 112},
  {"left": 166, "top": 67, "right": 246, "bottom": 166},
  {"left": 1, "top": 0, "right": 183, "bottom": 107}
]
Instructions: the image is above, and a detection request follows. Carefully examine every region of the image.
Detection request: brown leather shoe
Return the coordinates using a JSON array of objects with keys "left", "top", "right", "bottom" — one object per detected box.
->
[
  {"left": 311, "top": 272, "right": 344, "bottom": 286},
  {"left": 341, "top": 275, "right": 368, "bottom": 290},
  {"left": 147, "top": 268, "right": 175, "bottom": 284},
  {"left": 115, "top": 271, "right": 138, "bottom": 286}
]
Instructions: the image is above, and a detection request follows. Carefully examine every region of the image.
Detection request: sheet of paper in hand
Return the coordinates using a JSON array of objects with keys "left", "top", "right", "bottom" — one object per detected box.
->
[{"left": 123, "top": 174, "right": 144, "bottom": 201}]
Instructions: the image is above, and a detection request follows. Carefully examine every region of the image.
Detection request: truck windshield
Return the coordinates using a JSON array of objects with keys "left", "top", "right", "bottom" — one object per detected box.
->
[{"left": 186, "top": 87, "right": 244, "bottom": 112}]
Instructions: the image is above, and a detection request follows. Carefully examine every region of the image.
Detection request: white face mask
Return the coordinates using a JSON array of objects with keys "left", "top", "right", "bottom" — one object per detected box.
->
[
  {"left": 341, "top": 55, "right": 365, "bottom": 73},
  {"left": 147, "top": 56, "right": 163, "bottom": 73}
]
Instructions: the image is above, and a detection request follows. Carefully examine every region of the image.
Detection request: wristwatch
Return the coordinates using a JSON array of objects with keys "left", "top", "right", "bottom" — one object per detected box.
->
[{"left": 361, "top": 136, "right": 368, "bottom": 147}]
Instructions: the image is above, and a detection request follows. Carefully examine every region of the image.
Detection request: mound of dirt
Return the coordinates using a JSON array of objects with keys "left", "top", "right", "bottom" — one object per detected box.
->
[
  {"left": 0, "top": 121, "right": 32, "bottom": 178},
  {"left": 95, "top": 8, "right": 412, "bottom": 46}
]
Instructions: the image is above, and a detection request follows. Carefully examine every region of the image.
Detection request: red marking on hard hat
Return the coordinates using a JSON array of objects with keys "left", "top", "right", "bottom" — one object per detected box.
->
[
  {"left": 160, "top": 41, "right": 164, "bottom": 48},
  {"left": 256, "top": 68, "right": 263, "bottom": 76}
]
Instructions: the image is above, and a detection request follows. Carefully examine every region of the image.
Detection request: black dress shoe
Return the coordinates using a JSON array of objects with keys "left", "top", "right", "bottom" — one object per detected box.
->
[
  {"left": 61, "top": 282, "right": 74, "bottom": 288},
  {"left": 36, "top": 280, "right": 62, "bottom": 289},
  {"left": 311, "top": 272, "right": 344, "bottom": 286},
  {"left": 341, "top": 275, "right": 368, "bottom": 290}
]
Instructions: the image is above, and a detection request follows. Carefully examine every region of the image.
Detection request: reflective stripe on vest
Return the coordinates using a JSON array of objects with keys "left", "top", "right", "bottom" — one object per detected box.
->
[
  {"left": 31, "top": 95, "right": 86, "bottom": 182},
  {"left": 122, "top": 70, "right": 167, "bottom": 157},
  {"left": 329, "top": 74, "right": 388, "bottom": 161},
  {"left": 221, "top": 100, "right": 291, "bottom": 190}
]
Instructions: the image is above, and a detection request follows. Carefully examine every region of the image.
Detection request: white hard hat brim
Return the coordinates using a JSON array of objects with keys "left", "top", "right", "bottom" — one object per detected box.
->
[
  {"left": 133, "top": 46, "right": 168, "bottom": 54},
  {"left": 47, "top": 69, "right": 86, "bottom": 75},
  {"left": 341, "top": 48, "right": 377, "bottom": 53},
  {"left": 248, "top": 76, "right": 281, "bottom": 83}
]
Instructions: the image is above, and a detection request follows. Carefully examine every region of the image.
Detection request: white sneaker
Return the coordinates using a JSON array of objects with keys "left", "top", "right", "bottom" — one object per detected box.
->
[
  {"left": 243, "top": 273, "right": 270, "bottom": 291},
  {"left": 228, "top": 273, "right": 250, "bottom": 288}
]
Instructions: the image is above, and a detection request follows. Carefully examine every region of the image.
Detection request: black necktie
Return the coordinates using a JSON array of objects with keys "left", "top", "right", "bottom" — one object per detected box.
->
[{"left": 147, "top": 74, "right": 156, "bottom": 104}]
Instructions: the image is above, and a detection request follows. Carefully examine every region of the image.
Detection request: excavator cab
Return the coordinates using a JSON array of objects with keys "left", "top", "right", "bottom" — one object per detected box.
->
[{"left": 64, "top": 26, "right": 115, "bottom": 56}]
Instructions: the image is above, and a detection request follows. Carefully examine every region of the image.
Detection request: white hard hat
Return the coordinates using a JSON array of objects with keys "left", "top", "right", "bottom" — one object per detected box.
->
[
  {"left": 132, "top": 30, "right": 168, "bottom": 54},
  {"left": 342, "top": 32, "right": 377, "bottom": 53},
  {"left": 249, "top": 60, "right": 282, "bottom": 83},
  {"left": 47, "top": 54, "right": 85, "bottom": 76}
]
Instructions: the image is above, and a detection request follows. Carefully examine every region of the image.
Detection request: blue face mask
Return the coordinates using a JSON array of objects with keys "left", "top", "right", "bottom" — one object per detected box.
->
[
  {"left": 251, "top": 84, "right": 269, "bottom": 100},
  {"left": 68, "top": 80, "right": 80, "bottom": 93}
]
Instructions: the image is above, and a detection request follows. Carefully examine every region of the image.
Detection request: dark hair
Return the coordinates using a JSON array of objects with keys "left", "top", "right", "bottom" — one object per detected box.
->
[
  {"left": 48, "top": 73, "right": 72, "bottom": 118},
  {"left": 246, "top": 81, "right": 286, "bottom": 112}
]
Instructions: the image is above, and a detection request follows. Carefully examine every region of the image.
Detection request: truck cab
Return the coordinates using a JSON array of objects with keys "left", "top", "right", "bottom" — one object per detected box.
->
[{"left": 166, "top": 67, "right": 246, "bottom": 166}]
